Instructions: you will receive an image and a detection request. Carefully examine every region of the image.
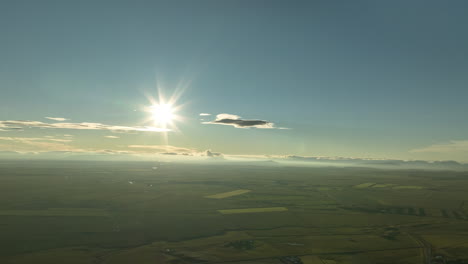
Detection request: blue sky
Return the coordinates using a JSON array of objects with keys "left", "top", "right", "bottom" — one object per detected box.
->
[{"left": 1, "top": 0, "right": 468, "bottom": 162}]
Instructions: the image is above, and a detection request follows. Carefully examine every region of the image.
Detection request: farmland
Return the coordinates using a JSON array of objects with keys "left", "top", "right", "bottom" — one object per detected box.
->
[
  {"left": 205, "top": 189, "right": 251, "bottom": 199},
  {"left": 1, "top": 160, "right": 468, "bottom": 263},
  {"left": 218, "top": 207, "right": 288, "bottom": 214}
]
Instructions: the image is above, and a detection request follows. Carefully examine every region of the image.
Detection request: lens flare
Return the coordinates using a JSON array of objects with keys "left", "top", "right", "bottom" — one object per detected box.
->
[{"left": 150, "top": 103, "right": 174, "bottom": 126}]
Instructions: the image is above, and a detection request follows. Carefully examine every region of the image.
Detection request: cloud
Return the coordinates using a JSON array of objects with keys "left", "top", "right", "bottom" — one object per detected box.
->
[
  {"left": 0, "top": 128, "right": 23, "bottom": 131},
  {"left": 202, "top": 113, "right": 280, "bottom": 129},
  {"left": 205, "top": 149, "right": 223, "bottom": 157},
  {"left": 45, "top": 117, "right": 69, "bottom": 121},
  {"left": 128, "top": 145, "right": 196, "bottom": 153},
  {"left": 0, "top": 120, "right": 169, "bottom": 133},
  {"left": 158, "top": 149, "right": 223, "bottom": 158},
  {"left": 0, "top": 146, "right": 465, "bottom": 170},
  {"left": 0, "top": 136, "right": 80, "bottom": 152},
  {"left": 0, "top": 140, "right": 224, "bottom": 159},
  {"left": 410, "top": 141, "right": 468, "bottom": 153},
  {"left": 17, "top": 141, "right": 79, "bottom": 151},
  {"left": 0, "top": 136, "right": 73, "bottom": 143},
  {"left": 284, "top": 155, "right": 468, "bottom": 170},
  {"left": 128, "top": 145, "right": 224, "bottom": 158},
  {"left": 0, "top": 124, "right": 23, "bottom": 132},
  {"left": 104, "top": 135, "right": 119, "bottom": 139},
  {"left": 0, "top": 135, "right": 225, "bottom": 161},
  {"left": 199, "top": 113, "right": 211, "bottom": 116}
]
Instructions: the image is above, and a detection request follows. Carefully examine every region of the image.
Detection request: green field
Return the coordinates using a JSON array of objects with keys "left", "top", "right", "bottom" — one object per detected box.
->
[{"left": 1, "top": 160, "right": 468, "bottom": 263}]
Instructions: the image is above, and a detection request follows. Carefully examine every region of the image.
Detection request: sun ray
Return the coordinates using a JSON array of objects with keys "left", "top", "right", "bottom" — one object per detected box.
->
[{"left": 140, "top": 88, "right": 186, "bottom": 146}]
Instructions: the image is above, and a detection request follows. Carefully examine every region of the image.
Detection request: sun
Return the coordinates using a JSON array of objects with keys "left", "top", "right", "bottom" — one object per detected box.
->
[
  {"left": 149, "top": 103, "right": 174, "bottom": 126},
  {"left": 142, "top": 84, "right": 187, "bottom": 134}
]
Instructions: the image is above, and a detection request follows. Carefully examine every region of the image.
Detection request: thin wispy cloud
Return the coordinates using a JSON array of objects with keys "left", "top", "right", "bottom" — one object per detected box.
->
[
  {"left": 128, "top": 145, "right": 196, "bottom": 153},
  {"left": 104, "top": 135, "right": 119, "bottom": 139},
  {"left": 0, "top": 136, "right": 78, "bottom": 152},
  {"left": 18, "top": 141, "right": 79, "bottom": 152},
  {"left": 0, "top": 120, "right": 169, "bottom": 133},
  {"left": 410, "top": 140, "right": 468, "bottom": 153},
  {"left": 0, "top": 123, "right": 22, "bottom": 132},
  {"left": 199, "top": 113, "right": 211, "bottom": 116},
  {"left": 0, "top": 136, "right": 73, "bottom": 143},
  {"left": 0, "top": 147, "right": 224, "bottom": 161},
  {"left": 45, "top": 117, "right": 69, "bottom": 121},
  {"left": 0, "top": 144, "right": 465, "bottom": 169},
  {"left": 202, "top": 113, "right": 283, "bottom": 129},
  {"left": 128, "top": 145, "right": 223, "bottom": 158}
]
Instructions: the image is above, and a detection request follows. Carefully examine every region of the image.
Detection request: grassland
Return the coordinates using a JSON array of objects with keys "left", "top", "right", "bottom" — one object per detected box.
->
[{"left": 0, "top": 160, "right": 468, "bottom": 263}]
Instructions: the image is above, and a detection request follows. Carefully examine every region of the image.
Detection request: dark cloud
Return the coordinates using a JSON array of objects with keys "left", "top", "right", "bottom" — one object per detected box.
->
[
  {"left": 0, "top": 127, "right": 23, "bottom": 131},
  {"left": 205, "top": 150, "right": 223, "bottom": 157},
  {"left": 214, "top": 118, "right": 270, "bottom": 127},
  {"left": 202, "top": 114, "right": 283, "bottom": 129}
]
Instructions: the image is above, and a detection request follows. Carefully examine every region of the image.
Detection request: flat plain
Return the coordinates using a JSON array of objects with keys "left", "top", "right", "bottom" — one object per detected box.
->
[{"left": 1, "top": 160, "right": 468, "bottom": 263}]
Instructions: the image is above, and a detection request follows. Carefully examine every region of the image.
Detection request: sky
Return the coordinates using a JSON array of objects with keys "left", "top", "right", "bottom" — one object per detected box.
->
[{"left": 1, "top": 0, "right": 468, "bottom": 162}]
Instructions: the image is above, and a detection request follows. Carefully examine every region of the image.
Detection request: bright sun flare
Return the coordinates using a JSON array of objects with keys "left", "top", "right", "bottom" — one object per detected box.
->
[{"left": 150, "top": 103, "right": 174, "bottom": 125}]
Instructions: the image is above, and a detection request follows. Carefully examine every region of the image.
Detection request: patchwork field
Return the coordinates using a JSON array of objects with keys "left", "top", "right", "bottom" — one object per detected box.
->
[{"left": 1, "top": 160, "right": 468, "bottom": 263}]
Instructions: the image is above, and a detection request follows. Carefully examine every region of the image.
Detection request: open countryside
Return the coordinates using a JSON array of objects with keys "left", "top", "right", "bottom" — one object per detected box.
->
[{"left": 1, "top": 160, "right": 468, "bottom": 263}]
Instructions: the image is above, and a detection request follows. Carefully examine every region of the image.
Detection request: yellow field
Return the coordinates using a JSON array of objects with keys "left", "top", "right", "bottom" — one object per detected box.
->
[
  {"left": 353, "top": 183, "right": 421, "bottom": 189},
  {"left": 353, "top": 182, "right": 375, "bottom": 188},
  {"left": 205, "top": 189, "right": 251, "bottom": 199},
  {"left": 0, "top": 208, "right": 110, "bottom": 217},
  {"left": 372, "top": 183, "right": 397, "bottom": 188},
  {"left": 393, "top": 185, "right": 424, "bottom": 190},
  {"left": 218, "top": 207, "right": 288, "bottom": 214}
]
